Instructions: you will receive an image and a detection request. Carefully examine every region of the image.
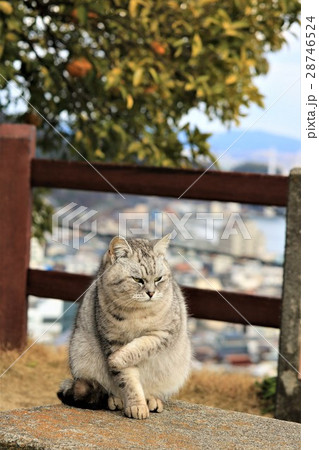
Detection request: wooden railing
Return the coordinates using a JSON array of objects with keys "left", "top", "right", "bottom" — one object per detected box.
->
[
  {"left": 31, "top": 158, "right": 288, "bottom": 206},
  {"left": 0, "top": 124, "right": 290, "bottom": 349}
]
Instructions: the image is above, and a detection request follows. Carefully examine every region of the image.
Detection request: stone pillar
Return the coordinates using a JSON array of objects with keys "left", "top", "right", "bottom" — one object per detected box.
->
[{"left": 275, "top": 168, "right": 301, "bottom": 423}]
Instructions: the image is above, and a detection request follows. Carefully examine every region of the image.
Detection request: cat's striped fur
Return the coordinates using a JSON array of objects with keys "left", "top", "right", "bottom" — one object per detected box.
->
[{"left": 57, "top": 235, "right": 191, "bottom": 419}]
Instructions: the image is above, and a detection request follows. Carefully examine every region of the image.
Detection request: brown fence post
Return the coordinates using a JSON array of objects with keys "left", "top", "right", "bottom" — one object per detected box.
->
[
  {"left": 275, "top": 167, "right": 301, "bottom": 422},
  {"left": 0, "top": 124, "right": 36, "bottom": 349}
]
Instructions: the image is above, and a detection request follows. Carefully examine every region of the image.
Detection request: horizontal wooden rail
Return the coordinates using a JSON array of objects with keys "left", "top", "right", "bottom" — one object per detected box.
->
[
  {"left": 27, "top": 269, "right": 281, "bottom": 328},
  {"left": 31, "top": 159, "right": 289, "bottom": 206}
]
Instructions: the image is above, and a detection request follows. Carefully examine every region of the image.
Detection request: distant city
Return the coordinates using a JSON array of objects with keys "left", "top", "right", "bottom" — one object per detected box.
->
[
  {"left": 29, "top": 189, "right": 287, "bottom": 378},
  {"left": 209, "top": 130, "right": 300, "bottom": 174}
]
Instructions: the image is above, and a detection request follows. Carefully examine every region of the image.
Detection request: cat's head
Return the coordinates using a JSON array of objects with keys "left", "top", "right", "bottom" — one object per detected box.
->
[{"left": 102, "top": 235, "right": 173, "bottom": 306}]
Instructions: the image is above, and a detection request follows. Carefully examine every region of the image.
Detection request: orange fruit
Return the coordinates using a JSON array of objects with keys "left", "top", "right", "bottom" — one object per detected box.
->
[
  {"left": 151, "top": 41, "right": 166, "bottom": 55},
  {"left": 66, "top": 58, "right": 93, "bottom": 77},
  {"left": 71, "top": 9, "right": 98, "bottom": 21},
  {"left": 88, "top": 11, "right": 98, "bottom": 19},
  {"left": 144, "top": 85, "right": 158, "bottom": 94},
  {"left": 70, "top": 9, "right": 78, "bottom": 22}
]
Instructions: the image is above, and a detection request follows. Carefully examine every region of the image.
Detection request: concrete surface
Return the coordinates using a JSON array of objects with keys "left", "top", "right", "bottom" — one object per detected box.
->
[{"left": 0, "top": 401, "right": 300, "bottom": 449}]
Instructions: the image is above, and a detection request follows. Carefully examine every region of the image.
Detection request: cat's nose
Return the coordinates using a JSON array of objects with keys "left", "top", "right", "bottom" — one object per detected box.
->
[{"left": 147, "top": 291, "right": 155, "bottom": 298}]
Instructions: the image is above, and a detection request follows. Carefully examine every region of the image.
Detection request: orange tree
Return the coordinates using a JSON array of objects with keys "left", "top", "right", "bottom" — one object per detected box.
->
[{"left": 0, "top": 0, "right": 299, "bottom": 167}]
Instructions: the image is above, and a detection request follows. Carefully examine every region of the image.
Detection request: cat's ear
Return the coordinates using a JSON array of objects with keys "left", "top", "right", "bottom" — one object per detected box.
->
[
  {"left": 107, "top": 236, "right": 133, "bottom": 264},
  {"left": 153, "top": 233, "right": 171, "bottom": 256}
]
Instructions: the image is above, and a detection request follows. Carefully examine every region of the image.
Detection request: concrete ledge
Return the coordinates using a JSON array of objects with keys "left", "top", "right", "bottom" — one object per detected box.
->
[{"left": 0, "top": 401, "right": 300, "bottom": 449}]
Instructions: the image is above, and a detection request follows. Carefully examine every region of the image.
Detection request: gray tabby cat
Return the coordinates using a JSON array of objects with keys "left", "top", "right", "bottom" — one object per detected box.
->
[{"left": 57, "top": 235, "right": 191, "bottom": 419}]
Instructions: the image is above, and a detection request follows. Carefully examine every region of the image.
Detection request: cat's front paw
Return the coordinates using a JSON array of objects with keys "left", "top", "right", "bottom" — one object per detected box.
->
[
  {"left": 147, "top": 396, "right": 164, "bottom": 413},
  {"left": 124, "top": 403, "right": 149, "bottom": 419},
  {"left": 108, "top": 351, "right": 126, "bottom": 371}
]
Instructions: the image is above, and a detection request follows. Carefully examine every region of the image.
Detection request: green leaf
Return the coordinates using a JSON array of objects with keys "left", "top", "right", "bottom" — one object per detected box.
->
[
  {"left": 191, "top": 33, "right": 202, "bottom": 58},
  {"left": 76, "top": 6, "right": 87, "bottom": 26},
  {"left": 149, "top": 67, "right": 159, "bottom": 82},
  {"left": 133, "top": 67, "right": 144, "bottom": 87},
  {"left": 126, "top": 94, "right": 134, "bottom": 109},
  {"left": 129, "top": 0, "right": 139, "bottom": 17}
]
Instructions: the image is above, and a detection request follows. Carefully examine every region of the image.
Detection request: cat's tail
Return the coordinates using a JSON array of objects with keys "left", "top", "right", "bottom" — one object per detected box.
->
[{"left": 57, "top": 378, "right": 108, "bottom": 410}]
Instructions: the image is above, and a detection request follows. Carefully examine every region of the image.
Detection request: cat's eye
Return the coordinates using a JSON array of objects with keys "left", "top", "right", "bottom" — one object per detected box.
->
[
  {"left": 154, "top": 276, "right": 162, "bottom": 282},
  {"left": 132, "top": 277, "right": 144, "bottom": 284}
]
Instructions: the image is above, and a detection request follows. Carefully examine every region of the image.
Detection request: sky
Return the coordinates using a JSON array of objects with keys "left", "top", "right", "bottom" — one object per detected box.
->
[{"left": 184, "top": 23, "right": 301, "bottom": 140}]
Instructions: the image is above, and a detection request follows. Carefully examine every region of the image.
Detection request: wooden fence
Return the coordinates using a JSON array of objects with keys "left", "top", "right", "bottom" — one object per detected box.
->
[{"left": 0, "top": 124, "right": 290, "bottom": 349}]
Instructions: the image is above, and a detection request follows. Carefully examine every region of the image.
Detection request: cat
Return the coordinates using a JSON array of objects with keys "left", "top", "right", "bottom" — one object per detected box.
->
[{"left": 57, "top": 234, "right": 191, "bottom": 419}]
